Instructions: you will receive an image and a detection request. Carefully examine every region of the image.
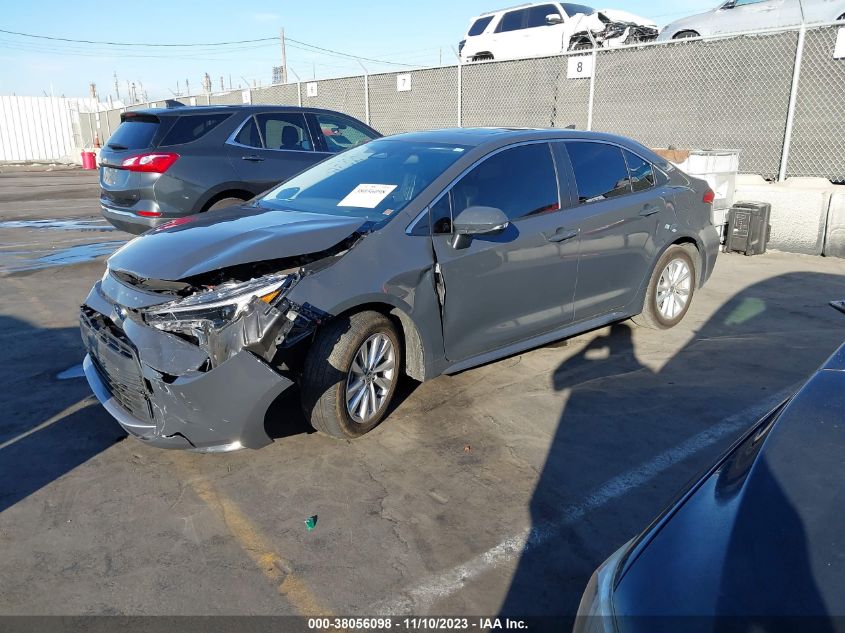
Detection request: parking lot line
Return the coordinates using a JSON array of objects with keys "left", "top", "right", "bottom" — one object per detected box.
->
[
  {"left": 0, "top": 396, "right": 95, "bottom": 450},
  {"left": 168, "top": 457, "right": 333, "bottom": 617},
  {"left": 373, "top": 387, "right": 796, "bottom": 615}
]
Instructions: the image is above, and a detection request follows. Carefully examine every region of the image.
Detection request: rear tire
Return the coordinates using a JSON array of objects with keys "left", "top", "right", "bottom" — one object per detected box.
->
[
  {"left": 206, "top": 197, "right": 245, "bottom": 211},
  {"left": 673, "top": 30, "right": 700, "bottom": 40},
  {"left": 301, "top": 311, "right": 401, "bottom": 439},
  {"left": 631, "top": 245, "right": 697, "bottom": 330}
]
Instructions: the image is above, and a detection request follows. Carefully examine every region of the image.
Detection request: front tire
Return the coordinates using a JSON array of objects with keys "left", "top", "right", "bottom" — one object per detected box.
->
[
  {"left": 632, "top": 245, "right": 697, "bottom": 330},
  {"left": 301, "top": 311, "right": 401, "bottom": 439}
]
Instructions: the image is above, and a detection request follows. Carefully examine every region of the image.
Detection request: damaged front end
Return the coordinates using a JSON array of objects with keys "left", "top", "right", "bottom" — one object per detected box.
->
[
  {"left": 569, "top": 10, "right": 658, "bottom": 50},
  {"left": 80, "top": 243, "right": 348, "bottom": 452}
]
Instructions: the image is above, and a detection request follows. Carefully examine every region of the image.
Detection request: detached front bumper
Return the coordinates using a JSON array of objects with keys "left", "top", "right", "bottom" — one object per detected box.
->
[{"left": 80, "top": 304, "right": 294, "bottom": 451}]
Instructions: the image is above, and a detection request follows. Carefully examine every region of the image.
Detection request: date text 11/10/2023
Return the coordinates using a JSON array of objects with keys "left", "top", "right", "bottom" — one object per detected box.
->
[{"left": 307, "top": 617, "right": 529, "bottom": 630}]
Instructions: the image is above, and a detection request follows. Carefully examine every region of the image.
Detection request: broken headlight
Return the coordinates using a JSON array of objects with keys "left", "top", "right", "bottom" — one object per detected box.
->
[{"left": 142, "top": 273, "right": 293, "bottom": 345}]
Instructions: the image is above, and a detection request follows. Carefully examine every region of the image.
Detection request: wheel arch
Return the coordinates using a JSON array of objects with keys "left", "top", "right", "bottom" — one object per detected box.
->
[
  {"left": 199, "top": 188, "right": 255, "bottom": 212},
  {"left": 327, "top": 299, "right": 427, "bottom": 382}
]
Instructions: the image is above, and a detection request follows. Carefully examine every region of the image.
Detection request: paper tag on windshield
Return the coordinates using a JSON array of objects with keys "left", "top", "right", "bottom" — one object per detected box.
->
[{"left": 337, "top": 184, "right": 397, "bottom": 209}]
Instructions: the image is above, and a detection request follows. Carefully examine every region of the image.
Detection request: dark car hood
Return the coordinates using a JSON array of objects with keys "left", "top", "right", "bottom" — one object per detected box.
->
[
  {"left": 107, "top": 205, "right": 365, "bottom": 280},
  {"left": 613, "top": 343, "right": 845, "bottom": 622}
]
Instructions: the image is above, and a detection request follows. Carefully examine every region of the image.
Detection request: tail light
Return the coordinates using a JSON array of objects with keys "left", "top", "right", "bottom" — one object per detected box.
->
[
  {"left": 121, "top": 152, "right": 179, "bottom": 173},
  {"left": 703, "top": 189, "right": 716, "bottom": 204}
]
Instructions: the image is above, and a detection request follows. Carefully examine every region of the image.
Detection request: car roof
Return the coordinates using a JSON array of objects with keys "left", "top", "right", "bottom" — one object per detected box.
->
[
  {"left": 128, "top": 104, "right": 357, "bottom": 118},
  {"left": 384, "top": 127, "right": 647, "bottom": 149}
]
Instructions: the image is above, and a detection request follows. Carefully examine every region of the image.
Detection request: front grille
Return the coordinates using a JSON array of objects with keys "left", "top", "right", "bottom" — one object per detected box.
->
[{"left": 80, "top": 307, "right": 154, "bottom": 422}]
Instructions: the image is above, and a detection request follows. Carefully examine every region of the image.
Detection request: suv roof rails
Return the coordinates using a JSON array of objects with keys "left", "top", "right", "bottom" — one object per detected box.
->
[{"left": 480, "top": 2, "right": 532, "bottom": 16}]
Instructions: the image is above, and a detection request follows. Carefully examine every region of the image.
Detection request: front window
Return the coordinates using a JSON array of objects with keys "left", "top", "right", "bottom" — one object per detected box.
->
[
  {"left": 315, "top": 113, "right": 378, "bottom": 153},
  {"left": 258, "top": 138, "right": 469, "bottom": 222}
]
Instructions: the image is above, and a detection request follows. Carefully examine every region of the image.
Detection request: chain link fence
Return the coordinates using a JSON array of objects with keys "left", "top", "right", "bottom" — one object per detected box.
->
[
  {"left": 76, "top": 23, "right": 845, "bottom": 181},
  {"left": 786, "top": 24, "right": 845, "bottom": 181},
  {"left": 592, "top": 30, "right": 799, "bottom": 179},
  {"left": 369, "top": 67, "right": 458, "bottom": 135}
]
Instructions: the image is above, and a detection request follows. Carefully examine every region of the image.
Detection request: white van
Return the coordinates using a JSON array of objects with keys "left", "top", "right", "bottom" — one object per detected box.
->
[{"left": 459, "top": 3, "right": 656, "bottom": 62}]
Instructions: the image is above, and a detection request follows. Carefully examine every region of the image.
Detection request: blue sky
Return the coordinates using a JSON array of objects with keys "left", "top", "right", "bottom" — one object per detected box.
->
[{"left": 0, "top": 0, "right": 716, "bottom": 100}]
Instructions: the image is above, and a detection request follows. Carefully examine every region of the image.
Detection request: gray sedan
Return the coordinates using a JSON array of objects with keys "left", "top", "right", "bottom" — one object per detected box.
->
[
  {"left": 80, "top": 128, "right": 719, "bottom": 451},
  {"left": 658, "top": 0, "right": 845, "bottom": 41}
]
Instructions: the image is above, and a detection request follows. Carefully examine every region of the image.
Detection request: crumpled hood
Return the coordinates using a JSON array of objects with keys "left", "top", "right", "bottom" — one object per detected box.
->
[
  {"left": 107, "top": 204, "right": 365, "bottom": 281},
  {"left": 574, "top": 9, "right": 657, "bottom": 31}
]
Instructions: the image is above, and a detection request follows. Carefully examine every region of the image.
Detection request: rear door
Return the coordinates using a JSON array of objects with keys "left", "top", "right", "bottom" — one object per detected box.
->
[
  {"left": 431, "top": 142, "right": 580, "bottom": 362},
  {"left": 225, "top": 111, "right": 328, "bottom": 191},
  {"left": 558, "top": 141, "right": 673, "bottom": 322}
]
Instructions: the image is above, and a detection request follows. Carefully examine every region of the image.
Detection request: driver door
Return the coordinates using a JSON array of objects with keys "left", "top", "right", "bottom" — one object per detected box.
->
[{"left": 430, "top": 142, "right": 580, "bottom": 362}]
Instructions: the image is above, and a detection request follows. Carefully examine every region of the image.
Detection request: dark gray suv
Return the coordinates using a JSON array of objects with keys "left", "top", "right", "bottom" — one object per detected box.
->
[
  {"left": 98, "top": 105, "right": 380, "bottom": 234},
  {"left": 81, "top": 128, "right": 719, "bottom": 452}
]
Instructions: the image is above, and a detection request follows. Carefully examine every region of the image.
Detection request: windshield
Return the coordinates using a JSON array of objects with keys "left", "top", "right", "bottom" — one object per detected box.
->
[
  {"left": 258, "top": 138, "right": 469, "bottom": 221},
  {"left": 561, "top": 3, "right": 595, "bottom": 17}
]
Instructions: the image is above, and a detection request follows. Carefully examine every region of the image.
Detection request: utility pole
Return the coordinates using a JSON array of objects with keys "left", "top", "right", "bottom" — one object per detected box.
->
[
  {"left": 203, "top": 73, "right": 211, "bottom": 93},
  {"left": 220, "top": 76, "right": 224, "bottom": 91},
  {"left": 113, "top": 72, "right": 120, "bottom": 100},
  {"left": 89, "top": 82, "right": 97, "bottom": 101},
  {"left": 186, "top": 78, "right": 190, "bottom": 95},
  {"left": 280, "top": 27, "right": 288, "bottom": 84}
]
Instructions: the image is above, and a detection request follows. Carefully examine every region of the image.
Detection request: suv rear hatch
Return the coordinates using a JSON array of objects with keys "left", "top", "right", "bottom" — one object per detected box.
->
[{"left": 99, "top": 113, "right": 165, "bottom": 208}]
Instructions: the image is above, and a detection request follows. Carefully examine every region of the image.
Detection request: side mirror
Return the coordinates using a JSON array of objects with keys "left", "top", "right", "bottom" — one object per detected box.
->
[
  {"left": 450, "top": 206, "right": 509, "bottom": 249},
  {"left": 721, "top": 0, "right": 736, "bottom": 9},
  {"left": 546, "top": 13, "right": 564, "bottom": 25}
]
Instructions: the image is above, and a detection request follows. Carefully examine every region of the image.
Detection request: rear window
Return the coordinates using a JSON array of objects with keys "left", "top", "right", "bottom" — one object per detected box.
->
[
  {"left": 107, "top": 117, "right": 159, "bottom": 150},
  {"left": 566, "top": 142, "right": 632, "bottom": 203},
  {"left": 468, "top": 15, "right": 494, "bottom": 36},
  {"left": 160, "top": 113, "right": 231, "bottom": 146}
]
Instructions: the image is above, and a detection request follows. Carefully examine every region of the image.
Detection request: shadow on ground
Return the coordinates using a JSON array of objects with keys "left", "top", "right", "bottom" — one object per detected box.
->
[{"left": 499, "top": 272, "right": 845, "bottom": 626}]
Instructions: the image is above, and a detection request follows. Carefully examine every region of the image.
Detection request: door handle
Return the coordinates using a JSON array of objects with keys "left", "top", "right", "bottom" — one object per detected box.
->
[
  {"left": 639, "top": 206, "right": 661, "bottom": 217},
  {"left": 242, "top": 155, "right": 265, "bottom": 162},
  {"left": 545, "top": 227, "right": 579, "bottom": 243}
]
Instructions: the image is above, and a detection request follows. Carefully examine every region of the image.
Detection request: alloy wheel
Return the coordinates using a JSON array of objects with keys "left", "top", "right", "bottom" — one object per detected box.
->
[
  {"left": 345, "top": 333, "right": 396, "bottom": 424},
  {"left": 656, "top": 258, "right": 692, "bottom": 321}
]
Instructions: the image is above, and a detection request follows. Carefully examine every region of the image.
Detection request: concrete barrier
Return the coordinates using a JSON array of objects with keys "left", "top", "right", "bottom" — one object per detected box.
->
[
  {"left": 825, "top": 191, "right": 845, "bottom": 259},
  {"left": 733, "top": 176, "right": 838, "bottom": 256}
]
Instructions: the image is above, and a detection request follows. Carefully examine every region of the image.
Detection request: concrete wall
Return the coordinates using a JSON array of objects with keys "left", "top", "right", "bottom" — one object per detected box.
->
[
  {"left": 826, "top": 192, "right": 845, "bottom": 259},
  {"left": 734, "top": 175, "right": 845, "bottom": 257}
]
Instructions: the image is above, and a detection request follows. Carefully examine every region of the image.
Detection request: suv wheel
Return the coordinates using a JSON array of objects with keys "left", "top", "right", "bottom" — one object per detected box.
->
[
  {"left": 632, "top": 245, "right": 697, "bottom": 330},
  {"left": 301, "top": 311, "right": 401, "bottom": 439}
]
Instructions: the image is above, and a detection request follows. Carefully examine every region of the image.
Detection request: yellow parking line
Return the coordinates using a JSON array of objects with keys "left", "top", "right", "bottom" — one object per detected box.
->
[{"left": 169, "top": 457, "right": 333, "bottom": 617}]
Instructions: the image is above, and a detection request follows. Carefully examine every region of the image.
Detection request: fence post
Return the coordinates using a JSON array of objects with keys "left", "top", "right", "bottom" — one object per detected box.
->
[
  {"left": 364, "top": 74, "right": 370, "bottom": 125},
  {"left": 297, "top": 82, "right": 302, "bottom": 107},
  {"left": 779, "top": 24, "right": 806, "bottom": 182},
  {"left": 586, "top": 47, "right": 598, "bottom": 131},
  {"left": 457, "top": 62, "right": 463, "bottom": 128}
]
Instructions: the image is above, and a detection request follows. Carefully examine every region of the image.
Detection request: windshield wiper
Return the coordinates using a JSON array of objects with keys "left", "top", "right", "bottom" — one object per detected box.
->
[{"left": 107, "top": 143, "right": 128, "bottom": 150}]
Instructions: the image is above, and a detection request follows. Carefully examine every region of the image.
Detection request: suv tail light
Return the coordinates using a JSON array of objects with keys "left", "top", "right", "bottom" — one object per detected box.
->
[
  {"left": 703, "top": 189, "right": 716, "bottom": 204},
  {"left": 121, "top": 152, "right": 179, "bottom": 173}
]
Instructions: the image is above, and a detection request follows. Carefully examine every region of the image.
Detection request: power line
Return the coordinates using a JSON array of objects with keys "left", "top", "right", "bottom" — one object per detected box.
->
[{"left": 0, "top": 28, "right": 276, "bottom": 47}]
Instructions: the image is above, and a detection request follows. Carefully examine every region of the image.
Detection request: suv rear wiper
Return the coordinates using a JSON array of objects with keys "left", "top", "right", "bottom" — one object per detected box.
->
[{"left": 107, "top": 143, "right": 128, "bottom": 150}]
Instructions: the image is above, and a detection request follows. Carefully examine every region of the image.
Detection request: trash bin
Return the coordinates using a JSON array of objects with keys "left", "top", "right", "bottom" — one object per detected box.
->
[
  {"left": 81, "top": 151, "right": 97, "bottom": 170},
  {"left": 725, "top": 201, "right": 772, "bottom": 256}
]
